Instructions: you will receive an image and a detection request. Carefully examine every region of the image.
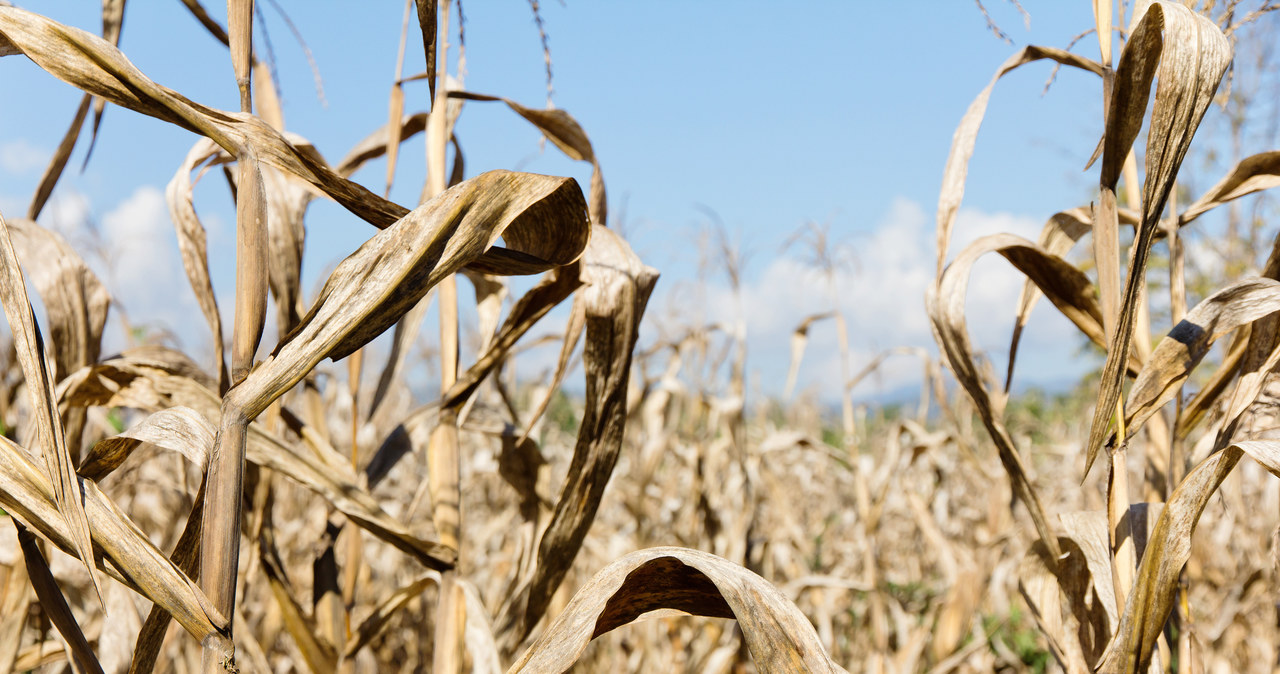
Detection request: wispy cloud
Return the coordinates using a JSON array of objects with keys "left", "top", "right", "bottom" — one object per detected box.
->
[
  {"left": 669, "top": 197, "right": 1094, "bottom": 401},
  {"left": 0, "top": 140, "right": 47, "bottom": 176},
  {"left": 100, "top": 186, "right": 193, "bottom": 335}
]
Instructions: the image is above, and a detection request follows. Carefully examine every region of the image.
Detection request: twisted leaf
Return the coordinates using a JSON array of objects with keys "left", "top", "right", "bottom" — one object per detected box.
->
[{"left": 1085, "top": 1, "right": 1232, "bottom": 477}]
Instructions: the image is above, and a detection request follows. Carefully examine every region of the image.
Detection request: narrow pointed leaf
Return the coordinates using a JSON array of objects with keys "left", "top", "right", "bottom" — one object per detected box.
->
[
  {"left": 177, "top": 0, "right": 229, "bottom": 46},
  {"left": 0, "top": 214, "right": 102, "bottom": 605},
  {"left": 1085, "top": 1, "right": 1232, "bottom": 477},
  {"left": 231, "top": 152, "right": 268, "bottom": 384},
  {"left": 168, "top": 139, "right": 228, "bottom": 387},
  {"left": 5, "top": 217, "right": 110, "bottom": 383},
  {"left": 81, "top": 0, "right": 126, "bottom": 169},
  {"left": 15, "top": 525, "right": 104, "bottom": 674},
  {"left": 450, "top": 92, "right": 594, "bottom": 162},
  {"left": 936, "top": 46, "right": 1104, "bottom": 276},
  {"left": 503, "top": 225, "right": 658, "bottom": 645},
  {"left": 27, "top": 94, "right": 91, "bottom": 221},
  {"left": 414, "top": 0, "right": 437, "bottom": 104}
]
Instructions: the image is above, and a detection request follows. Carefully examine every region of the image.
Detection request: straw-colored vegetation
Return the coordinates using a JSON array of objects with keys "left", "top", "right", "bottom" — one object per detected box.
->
[{"left": 1, "top": 0, "right": 1280, "bottom": 672}]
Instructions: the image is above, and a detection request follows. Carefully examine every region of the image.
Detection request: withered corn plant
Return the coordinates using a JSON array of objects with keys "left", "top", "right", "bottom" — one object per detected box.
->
[
  {"left": 933, "top": 1, "right": 1280, "bottom": 672},
  {"left": 0, "top": 2, "right": 846, "bottom": 672}
]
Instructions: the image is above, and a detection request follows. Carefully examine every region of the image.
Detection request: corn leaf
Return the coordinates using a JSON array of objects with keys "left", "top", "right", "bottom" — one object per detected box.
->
[
  {"left": 508, "top": 547, "right": 847, "bottom": 674},
  {"left": 0, "top": 213, "right": 103, "bottom": 605},
  {"left": 1084, "top": 1, "right": 1232, "bottom": 477},
  {"left": 936, "top": 47, "right": 1104, "bottom": 277},
  {"left": 501, "top": 225, "right": 658, "bottom": 647},
  {"left": 230, "top": 169, "right": 590, "bottom": 421}
]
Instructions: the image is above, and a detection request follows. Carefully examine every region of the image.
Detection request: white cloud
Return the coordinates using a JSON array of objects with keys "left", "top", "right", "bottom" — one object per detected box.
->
[
  {"left": 679, "top": 197, "right": 1093, "bottom": 402},
  {"left": 98, "top": 186, "right": 204, "bottom": 352},
  {"left": 0, "top": 140, "right": 47, "bottom": 175}
]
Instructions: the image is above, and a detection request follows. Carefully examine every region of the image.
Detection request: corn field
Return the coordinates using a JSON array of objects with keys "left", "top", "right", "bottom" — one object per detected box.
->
[{"left": 1, "top": 1, "right": 1280, "bottom": 672}]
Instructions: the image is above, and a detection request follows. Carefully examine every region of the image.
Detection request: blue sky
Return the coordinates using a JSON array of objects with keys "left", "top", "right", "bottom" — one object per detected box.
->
[{"left": 0, "top": 2, "right": 1265, "bottom": 403}]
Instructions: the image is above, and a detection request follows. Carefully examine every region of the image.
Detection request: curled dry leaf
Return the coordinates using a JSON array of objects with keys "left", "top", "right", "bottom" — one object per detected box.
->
[
  {"left": 508, "top": 547, "right": 847, "bottom": 674},
  {"left": 0, "top": 7, "right": 413, "bottom": 228},
  {"left": 80, "top": 405, "right": 214, "bottom": 481},
  {"left": 1002, "top": 204, "right": 1145, "bottom": 390},
  {"left": 231, "top": 169, "right": 590, "bottom": 421},
  {"left": 57, "top": 355, "right": 454, "bottom": 569},
  {"left": 518, "top": 293, "right": 585, "bottom": 446},
  {"left": 1117, "top": 278, "right": 1280, "bottom": 450},
  {"left": 1006, "top": 208, "right": 1092, "bottom": 389},
  {"left": 0, "top": 214, "right": 102, "bottom": 604},
  {"left": 3, "top": 218, "right": 110, "bottom": 383},
  {"left": 450, "top": 91, "right": 608, "bottom": 224},
  {"left": 0, "top": 433, "right": 226, "bottom": 645},
  {"left": 1181, "top": 151, "right": 1280, "bottom": 223},
  {"left": 167, "top": 139, "right": 228, "bottom": 387},
  {"left": 335, "top": 112, "right": 427, "bottom": 177},
  {"left": 259, "top": 151, "right": 312, "bottom": 337},
  {"left": 501, "top": 225, "right": 658, "bottom": 647},
  {"left": 929, "top": 233, "right": 1110, "bottom": 557},
  {"left": 1098, "top": 440, "right": 1280, "bottom": 672},
  {"left": 1084, "top": 1, "right": 1232, "bottom": 477},
  {"left": 1030, "top": 511, "right": 1119, "bottom": 670},
  {"left": 936, "top": 46, "right": 1103, "bottom": 276}
]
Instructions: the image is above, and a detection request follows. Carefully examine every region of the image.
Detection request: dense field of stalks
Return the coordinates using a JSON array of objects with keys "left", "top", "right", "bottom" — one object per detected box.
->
[{"left": 2, "top": 1, "right": 1280, "bottom": 673}]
